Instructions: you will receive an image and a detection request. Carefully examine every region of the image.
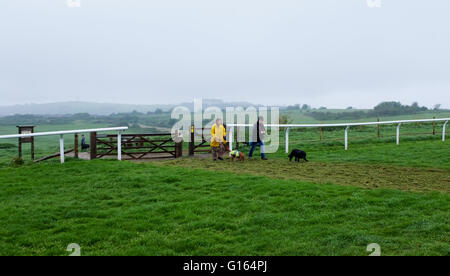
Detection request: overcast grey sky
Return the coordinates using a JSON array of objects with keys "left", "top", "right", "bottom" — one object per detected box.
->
[{"left": 0, "top": 0, "right": 449, "bottom": 108}]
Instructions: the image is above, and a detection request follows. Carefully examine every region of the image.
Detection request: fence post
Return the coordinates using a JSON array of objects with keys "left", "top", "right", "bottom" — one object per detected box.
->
[
  {"left": 31, "top": 133, "right": 35, "bottom": 161},
  {"left": 59, "top": 135, "right": 65, "bottom": 164},
  {"left": 285, "top": 128, "right": 290, "bottom": 153},
  {"left": 74, "top": 134, "right": 79, "bottom": 159},
  {"left": 229, "top": 127, "right": 234, "bottom": 151},
  {"left": 18, "top": 137, "right": 22, "bottom": 159},
  {"left": 235, "top": 126, "right": 239, "bottom": 150},
  {"left": 320, "top": 123, "right": 323, "bottom": 141},
  {"left": 90, "top": 132, "right": 97, "bottom": 160},
  {"left": 433, "top": 117, "right": 436, "bottom": 135},
  {"left": 396, "top": 123, "right": 401, "bottom": 145},
  {"left": 189, "top": 125, "right": 194, "bottom": 156},
  {"left": 443, "top": 121, "right": 448, "bottom": 142},
  {"left": 175, "top": 141, "right": 183, "bottom": 158},
  {"left": 377, "top": 118, "right": 380, "bottom": 138},
  {"left": 345, "top": 126, "right": 350, "bottom": 150},
  {"left": 117, "top": 132, "right": 122, "bottom": 161},
  {"left": 174, "top": 130, "right": 183, "bottom": 158}
]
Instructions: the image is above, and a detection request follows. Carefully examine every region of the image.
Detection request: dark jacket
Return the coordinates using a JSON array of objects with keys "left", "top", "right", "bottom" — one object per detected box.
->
[{"left": 251, "top": 122, "right": 265, "bottom": 143}]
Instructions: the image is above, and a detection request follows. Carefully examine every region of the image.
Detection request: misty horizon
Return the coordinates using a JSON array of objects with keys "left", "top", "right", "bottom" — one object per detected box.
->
[
  {"left": 1, "top": 1, "right": 449, "bottom": 109},
  {"left": 0, "top": 98, "right": 442, "bottom": 110}
]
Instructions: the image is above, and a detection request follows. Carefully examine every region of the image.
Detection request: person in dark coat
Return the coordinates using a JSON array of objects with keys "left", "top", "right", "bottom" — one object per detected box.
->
[
  {"left": 248, "top": 116, "right": 268, "bottom": 160},
  {"left": 81, "top": 135, "right": 90, "bottom": 150}
]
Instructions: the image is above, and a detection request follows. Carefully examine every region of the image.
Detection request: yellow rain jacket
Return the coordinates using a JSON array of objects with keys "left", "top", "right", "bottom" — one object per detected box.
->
[{"left": 210, "top": 123, "right": 227, "bottom": 147}]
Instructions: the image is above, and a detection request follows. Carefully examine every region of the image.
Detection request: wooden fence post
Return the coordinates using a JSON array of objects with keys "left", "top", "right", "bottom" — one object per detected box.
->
[
  {"left": 319, "top": 122, "right": 323, "bottom": 141},
  {"left": 189, "top": 125, "right": 194, "bottom": 156},
  {"left": 175, "top": 142, "right": 183, "bottom": 158},
  {"left": 433, "top": 117, "right": 436, "bottom": 135},
  {"left": 377, "top": 118, "right": 380, "bottom": 138},
  {"left": 18, "top": 138, "right": 22, "bottom": 159},
  {"left": 30, "top": 128, "right": 35, "bottom": 160},
  {"left": 173, "top": 129, "right": 183, "bottom": 158},
  {"left": 90, "top": 132, "right": 97, "bottom": 160},
  {"left": 30, "top": 137, "right": 35, "bottom": 160},
  {"left": 74, "top": 134, "right": 79, "bottom": 159},
  {"left": 235, "top": 127, "right": 239, "bottom": 149}
]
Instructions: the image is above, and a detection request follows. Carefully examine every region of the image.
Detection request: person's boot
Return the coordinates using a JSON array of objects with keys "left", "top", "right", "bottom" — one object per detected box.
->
[
  {"left": 218, "top": 157, "right": 224, "bottom": 161},
  {"left": 261, "top": 156, "right": 268, "bottom": 160}
]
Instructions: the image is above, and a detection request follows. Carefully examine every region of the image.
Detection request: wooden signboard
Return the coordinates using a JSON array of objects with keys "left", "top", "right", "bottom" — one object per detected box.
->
[{"left": 17, "top": 125, "right": 35, "bottom": 160}]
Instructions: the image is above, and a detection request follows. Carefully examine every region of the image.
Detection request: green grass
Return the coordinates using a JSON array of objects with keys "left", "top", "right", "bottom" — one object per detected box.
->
[
  {"left": 0, "top": 119, "right": 449, "bottom": 256},
  {"left": 1, "top": 116, "right": 448, "bottom": 164},
  {"left": 261, "top": 139, "right": 450, "bottom": 169},
  {"left": 163, "top": 138, "right": 450, "bottom": 194},
  {"left": 0, "top": 160, "right": 448, "bottom": 256},
  {"left": 162, "top": 159, "right": 450, "bottom": 194}
]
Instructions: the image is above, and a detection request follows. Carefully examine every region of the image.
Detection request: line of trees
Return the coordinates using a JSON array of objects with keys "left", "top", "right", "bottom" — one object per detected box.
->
[
  {"left": 0, "top": 111, "right": 178, "bottom": 128},
  {"left": 306, "top": 101, "right": 438, "bottom": 121}
]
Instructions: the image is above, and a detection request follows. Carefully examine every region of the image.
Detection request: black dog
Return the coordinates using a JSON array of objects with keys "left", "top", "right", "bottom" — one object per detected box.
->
[{"left": 288, "top": 149, "right": 309, "bottom": 162}]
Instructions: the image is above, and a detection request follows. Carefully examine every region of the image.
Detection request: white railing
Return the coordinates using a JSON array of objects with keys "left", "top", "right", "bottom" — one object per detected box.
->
[
  {"left": 228, "top": 118, "right": 449, "bottom": 152},
  {"left": 0, "top": 127, "right": 128, "bottom": 163}
]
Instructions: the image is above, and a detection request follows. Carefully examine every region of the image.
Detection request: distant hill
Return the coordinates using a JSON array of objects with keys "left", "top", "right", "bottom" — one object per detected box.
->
[
  {"left": 0, "top": 102, "right": 174, "bottom": 116},
  {"left": 0, "top": 99, "right": 259, "bottom": 116},
  {"left": 178, "top": 99, "right": 260, "bottom": 111}
]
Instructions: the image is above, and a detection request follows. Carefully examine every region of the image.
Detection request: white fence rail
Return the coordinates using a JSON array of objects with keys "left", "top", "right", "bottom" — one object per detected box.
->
[
  {"left": 0, "top": 127, "right": 128, "bottom": 163},
  {"left": 228, "top": 118, "right": 449, "bottom": 152}
]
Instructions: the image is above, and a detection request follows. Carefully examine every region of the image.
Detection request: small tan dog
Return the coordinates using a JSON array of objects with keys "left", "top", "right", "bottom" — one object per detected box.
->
[{"left": 229, "top": 150, "right": 245, "bottom": 162}]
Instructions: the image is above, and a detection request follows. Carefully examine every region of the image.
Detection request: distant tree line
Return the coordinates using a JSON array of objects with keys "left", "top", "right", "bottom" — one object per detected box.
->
[
  {"left": 306, "top": 101, "right": 437, "bottom": 121},
  {"left": 286, "top": 104, "right": 312, "bottom": 111},
  {"left": 0, "top": 110, "right": 177, "bottom": 128},
  {"left": 0, "top": 102, "right": 446, "bottom": 128}
]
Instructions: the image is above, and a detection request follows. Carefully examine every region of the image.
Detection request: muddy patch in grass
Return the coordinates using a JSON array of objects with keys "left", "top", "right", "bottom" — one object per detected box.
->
[{"left": 160, "top": 158, "right": 450, "bottom": 194}]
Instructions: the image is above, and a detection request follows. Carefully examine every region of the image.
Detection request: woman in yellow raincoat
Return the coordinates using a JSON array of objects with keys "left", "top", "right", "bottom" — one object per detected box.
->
[{"left": 211, "top": 118, "right": 226, "bottom": 161}]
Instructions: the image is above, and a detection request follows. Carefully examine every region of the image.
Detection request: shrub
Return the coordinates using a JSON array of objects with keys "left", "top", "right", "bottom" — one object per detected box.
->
[{"left": 10, "top": 157, "right": 24, "bottom": 167}]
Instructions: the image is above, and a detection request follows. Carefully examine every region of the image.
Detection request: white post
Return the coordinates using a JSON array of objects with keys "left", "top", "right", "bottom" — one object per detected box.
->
[
  {"left": 117, "top": 132, "right": 122, "bottom": 161},
  {"left": 229, "top": 127, "right": 233, "bottom": 151},
  {"left": 396, "top": 123, "right": 401, "bottom": 145},
  {"left": 59, "top": 135, "right": 65, "bottom": 164},
  {"left": 345, "top": 126, "right": 350, "bottom": 150},
  {"left": 443, "top": 121, "right": 448, "bottom": 142},
  {"left": 285, "top": 128, "right": 290, "bottom": 153}
]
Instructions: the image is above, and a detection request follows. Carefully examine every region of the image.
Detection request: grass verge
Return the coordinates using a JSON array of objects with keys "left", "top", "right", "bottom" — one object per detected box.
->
[{"left": 0, "top": 160, "right": 448, "bottom": 256}]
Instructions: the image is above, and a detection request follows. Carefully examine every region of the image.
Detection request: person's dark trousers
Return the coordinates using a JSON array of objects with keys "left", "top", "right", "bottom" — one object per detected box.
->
[{"left": 248, "top": 142, "right": 266, "bottom": 158}]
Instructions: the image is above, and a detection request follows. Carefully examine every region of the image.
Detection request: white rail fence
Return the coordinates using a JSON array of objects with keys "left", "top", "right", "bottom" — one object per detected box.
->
[
  {"left": 228, "top": 118, "right": 449, "bottom": 153},
  {"left": 0, "top": 127, "right": 128, "bottom": 163},
  {"left": 0, "top": 118, "right": 448, "bottom": 163}
]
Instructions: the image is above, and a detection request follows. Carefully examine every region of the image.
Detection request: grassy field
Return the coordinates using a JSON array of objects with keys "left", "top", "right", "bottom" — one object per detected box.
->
[
  {"left": 0, "top": 114, "right": 449, "bottom": 256},
  {"left": 0, "top": 159, "right": 448, "bottom": 256},
  {"left": 0, "top": 138, "right": 449, "bottom": 256}
]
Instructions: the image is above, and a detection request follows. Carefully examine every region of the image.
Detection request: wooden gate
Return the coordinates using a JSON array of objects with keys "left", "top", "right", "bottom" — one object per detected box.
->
[
  {"left": 189, "top": 126, "right": 211, "bottom": 156},
  {"left": 188, "top": 125, "right": 229, "bottom": 156},
  {"left": 91, "top": 133, "right": 182, "bottom": 160}
]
